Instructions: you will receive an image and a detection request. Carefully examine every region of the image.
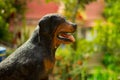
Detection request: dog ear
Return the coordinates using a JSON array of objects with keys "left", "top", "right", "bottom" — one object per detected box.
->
[{"left": 38, "top": 16, "right": 51, "bottom": 35}]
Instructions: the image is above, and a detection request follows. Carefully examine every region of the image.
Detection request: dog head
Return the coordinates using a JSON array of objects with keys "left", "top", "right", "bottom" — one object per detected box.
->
[{"left": 38, "top": 14, "right": 77, "bottom": 48}]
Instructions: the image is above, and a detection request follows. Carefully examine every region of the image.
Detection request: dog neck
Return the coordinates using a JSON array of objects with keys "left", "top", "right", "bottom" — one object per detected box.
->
[
  {"left": 40, "top": 34, "right": 58, "bottom": 53},
  {"left": 29, "top": 28, "right": 57, "bottom": 56}
]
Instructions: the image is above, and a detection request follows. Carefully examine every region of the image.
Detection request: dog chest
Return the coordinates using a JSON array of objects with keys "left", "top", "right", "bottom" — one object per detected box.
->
[{"left": 43, "top": 58, "right": 55, "bottom": 73}]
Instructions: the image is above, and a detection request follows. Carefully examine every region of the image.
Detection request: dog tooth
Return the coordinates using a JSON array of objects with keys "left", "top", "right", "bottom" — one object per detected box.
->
[{"left": 59, "top": 35, "right": 65, "bottom": 38}]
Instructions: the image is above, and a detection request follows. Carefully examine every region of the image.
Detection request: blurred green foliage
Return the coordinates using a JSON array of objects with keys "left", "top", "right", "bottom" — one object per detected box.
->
[
  {"left": 50, "top": 0, "right": 120, "bottom": 80},
  {"left": 0, "top": 16, "right": 11, "bottom": 42},
  {"left": 94, "top": 21, "right": 120, "bottom": 72},
  {"left": 0, "top": 0, "right": 27, "bottom": 44},
  {"left": 0, "top": 0, "right": 13, "bottom": 42},
  {"left": 88, "top": 67, "right": 118, "bottom": 80},
  {"left": 94, "top": 0, "right": 120, "bottom": 73}
]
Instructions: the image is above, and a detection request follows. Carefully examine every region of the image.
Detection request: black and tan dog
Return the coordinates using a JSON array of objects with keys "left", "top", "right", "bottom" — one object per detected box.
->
[{"left": 0, "top": 14, "right": 77, "bottom": 80}]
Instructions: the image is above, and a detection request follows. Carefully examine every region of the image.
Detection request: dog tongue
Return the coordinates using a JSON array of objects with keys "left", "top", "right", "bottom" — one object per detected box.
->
[{"left": 68, "top": 35, "right": 75, "bottom": 42}]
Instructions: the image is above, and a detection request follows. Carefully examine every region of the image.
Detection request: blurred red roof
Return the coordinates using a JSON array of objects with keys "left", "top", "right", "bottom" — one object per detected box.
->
[
  {"left": 84, "top": 0, "right": 105, "bottom": 27},
  {"left": 26, "top": 0, "right": 59, "bottom": 19},
  {"left": 85, "top": 0, "right": 104, "bottom": 20}
]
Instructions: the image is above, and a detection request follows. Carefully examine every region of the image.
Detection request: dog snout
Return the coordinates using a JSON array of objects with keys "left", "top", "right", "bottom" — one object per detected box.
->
[{"left": 72, "top": 23, "right": 77, "bottom": 30}]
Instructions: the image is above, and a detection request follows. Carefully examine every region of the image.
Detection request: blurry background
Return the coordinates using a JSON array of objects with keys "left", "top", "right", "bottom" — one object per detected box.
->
[{"left": 0, "top": 0, "right": 120, "bottom": 80}]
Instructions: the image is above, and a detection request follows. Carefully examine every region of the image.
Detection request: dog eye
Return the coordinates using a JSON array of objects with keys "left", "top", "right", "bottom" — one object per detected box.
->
[
  {"left": 64, "top": 17, "right": 66, "bottom": 19},
  {"left": 61, "top": 17, "right": 65, "bottom": 21}
]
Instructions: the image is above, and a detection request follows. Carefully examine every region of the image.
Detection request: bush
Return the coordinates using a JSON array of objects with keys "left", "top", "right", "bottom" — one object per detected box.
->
[
  {"left": 52, "top": 0, "right": 120, "bottom": 79},
  {"left": 0, "top": 0, "right": 27, "bottom": 44}
]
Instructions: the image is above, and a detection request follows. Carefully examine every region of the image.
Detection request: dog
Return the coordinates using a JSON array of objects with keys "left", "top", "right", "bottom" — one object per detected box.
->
[{"left": 0, "top": 14, "right": 77, "bottom": 80}]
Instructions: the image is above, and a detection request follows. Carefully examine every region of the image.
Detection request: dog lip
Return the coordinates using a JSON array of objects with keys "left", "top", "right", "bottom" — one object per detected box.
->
[{"left": 57, "top": 32, "right": 75, "bottom": 42}]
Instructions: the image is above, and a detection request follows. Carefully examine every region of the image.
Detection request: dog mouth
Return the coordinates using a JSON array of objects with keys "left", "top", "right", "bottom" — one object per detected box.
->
[{"left": 57, "top": 32, "right": 75, "bottom": 42}]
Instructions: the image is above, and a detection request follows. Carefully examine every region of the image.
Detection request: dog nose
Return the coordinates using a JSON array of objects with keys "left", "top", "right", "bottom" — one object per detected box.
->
[{"left": 72, "top": 23, "right": 77, "bottom": 29}]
